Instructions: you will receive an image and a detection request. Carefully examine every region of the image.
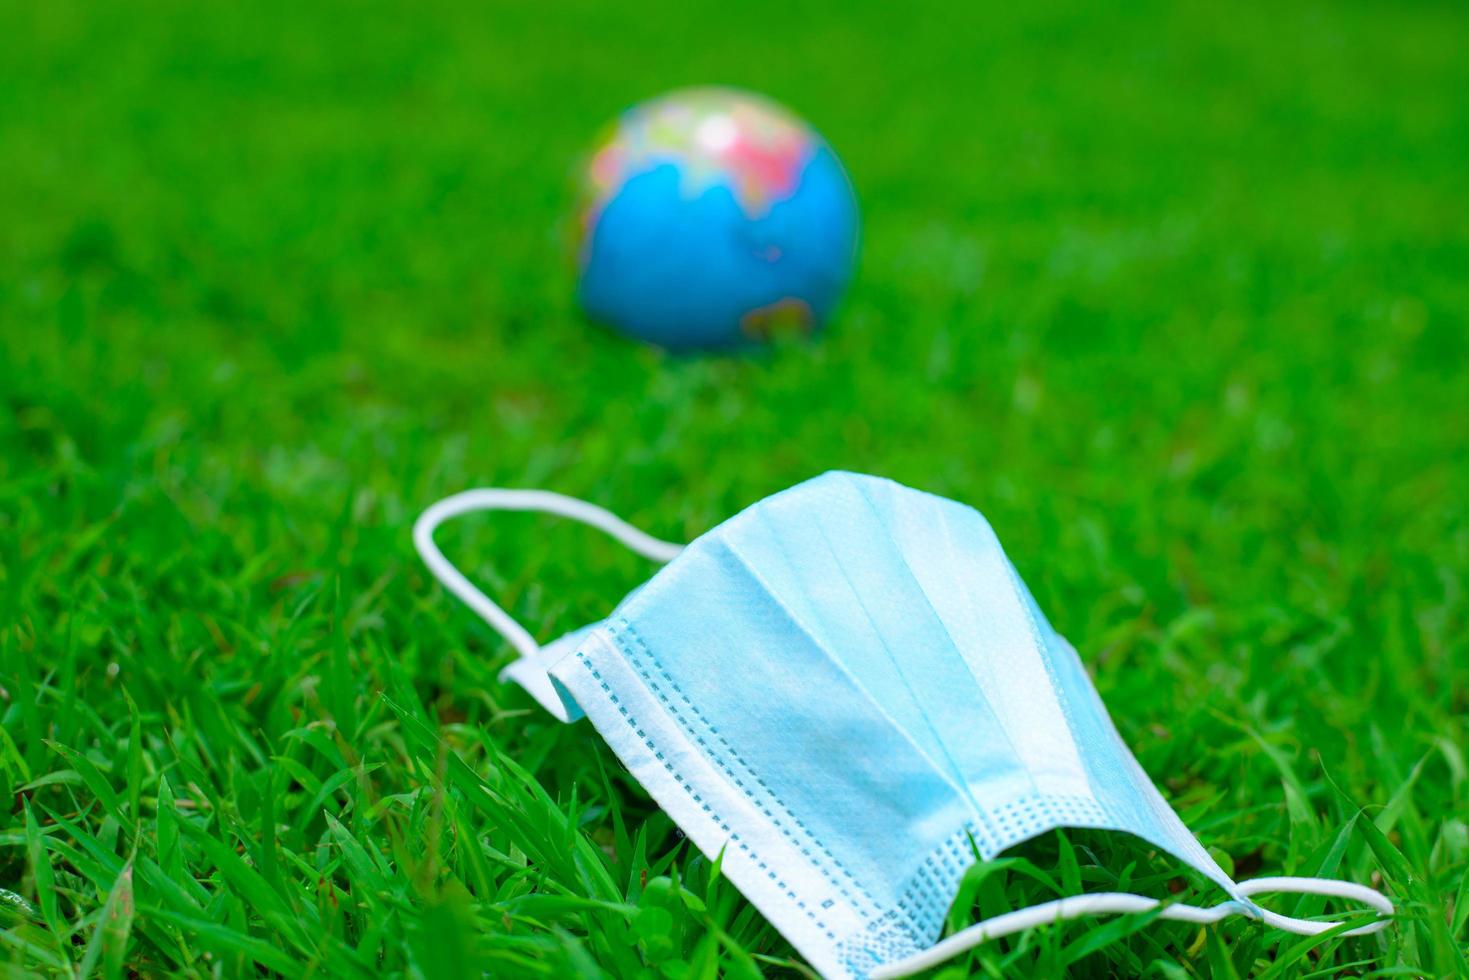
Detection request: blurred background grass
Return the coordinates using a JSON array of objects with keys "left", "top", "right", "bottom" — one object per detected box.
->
[{"left": 2, "top": 0, "right": 1466, "bottom": 976}]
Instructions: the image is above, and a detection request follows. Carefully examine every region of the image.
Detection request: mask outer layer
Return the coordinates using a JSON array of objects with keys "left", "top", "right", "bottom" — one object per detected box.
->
[{"left": 546, "top": 472, "right": 1245, "bottom": 976}]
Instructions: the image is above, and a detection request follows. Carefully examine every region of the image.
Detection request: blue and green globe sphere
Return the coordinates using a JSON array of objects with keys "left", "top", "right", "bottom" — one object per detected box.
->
[{"left": 575, "top": 87, "right": 859, "bottom": 350}]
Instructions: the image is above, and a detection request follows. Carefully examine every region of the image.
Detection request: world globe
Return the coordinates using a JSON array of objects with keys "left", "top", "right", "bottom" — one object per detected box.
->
[{"left": 575, "top": 87, "right": 860, "bottom": 350}]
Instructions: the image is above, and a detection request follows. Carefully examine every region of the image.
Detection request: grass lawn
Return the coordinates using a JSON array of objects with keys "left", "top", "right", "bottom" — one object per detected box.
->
[{"left": 2, "top": 0, "right": 1467, "bottom": 976}]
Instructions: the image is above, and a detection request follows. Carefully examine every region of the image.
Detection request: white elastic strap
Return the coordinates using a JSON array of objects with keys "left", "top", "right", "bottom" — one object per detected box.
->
[
  {"left": 869, "top": 875, "right": 1393, "bottom": 980},
  {"left": 414, "top": 489, "right": 683, "bottom": 719}
]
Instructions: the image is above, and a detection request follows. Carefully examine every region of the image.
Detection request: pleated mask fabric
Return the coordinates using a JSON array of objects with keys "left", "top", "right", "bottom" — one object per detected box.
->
[{"left": 415, "top": 471, "right": 1392, "bottom": 979}]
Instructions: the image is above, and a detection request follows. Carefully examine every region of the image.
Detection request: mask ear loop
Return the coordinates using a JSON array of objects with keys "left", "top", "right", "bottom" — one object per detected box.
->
[
  {"left": 414, "top": 489, "right": 684, "bottom": 720},
  {"left": 869, "top": 875, "right": 1393, "bottom": 980}
]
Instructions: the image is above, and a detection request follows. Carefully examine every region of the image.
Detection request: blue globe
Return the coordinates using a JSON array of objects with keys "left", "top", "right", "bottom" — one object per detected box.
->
[{"left": 575, "top": 88, "right": 859, "bottom": 350}]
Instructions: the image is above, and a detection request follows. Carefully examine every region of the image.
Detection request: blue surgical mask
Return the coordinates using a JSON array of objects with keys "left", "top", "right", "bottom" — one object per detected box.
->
[{"left": 416, "top": 471, "right": 1391, "bottom": 980}]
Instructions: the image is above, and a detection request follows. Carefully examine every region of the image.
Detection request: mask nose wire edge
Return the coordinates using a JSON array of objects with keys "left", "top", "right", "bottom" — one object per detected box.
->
[
  {"left": 413, "top": 488, "right": 685, "bottom": 706},
  {"left": 868, "top": 875, "right": 1393, "bottom": 980}
]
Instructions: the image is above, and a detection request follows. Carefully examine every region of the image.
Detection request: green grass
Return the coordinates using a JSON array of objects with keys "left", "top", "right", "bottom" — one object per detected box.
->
[{"left": 2, "top": 0, "right": 1467, "bottom": 976}]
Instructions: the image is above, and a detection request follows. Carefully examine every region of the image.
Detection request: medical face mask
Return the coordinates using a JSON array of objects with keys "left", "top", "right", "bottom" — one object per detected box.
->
[{"left": 415, "top": 471, "right": 1391, "bottom": 980}]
